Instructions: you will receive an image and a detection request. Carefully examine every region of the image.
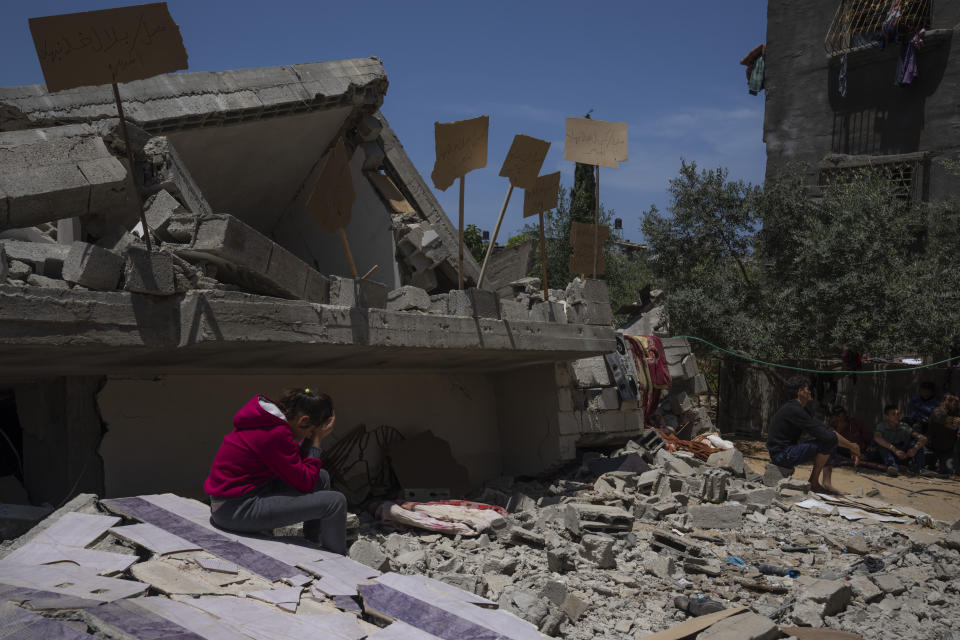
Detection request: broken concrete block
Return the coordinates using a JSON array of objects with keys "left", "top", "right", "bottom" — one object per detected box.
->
[
  {"left": 124, "top": 246, "right": 175, "bottom": 296},
  {"left": 669, "top": 391, "right": 696, "bottom": 414},
  {"left": 62, "top": 242, "right": 123, "bottom": 291},
  {"left": 329, "top": 276, "right": 388, "bottom": 309},
  {"left": 540, "top": 579, "right": 566, "bottom": 606},
  {"left": 357, "top": 113, "right": 383, "bottom": 142},
  {"left": 871, "top": 573, "right": 905, "bottom": 596},
  {"left": 687, "top": 504, "right": 746, "bottom": 530},
  {"left": 561, "top": 592, "right": 588, "bottom": 622},
  {"left": 580, "top": 534, "right": 616, "bottom": 569},
  {"left": 7, "top": 259, "right": 30, "bottom": 281},
  {"left": 849, "top": 575, "right": 883, "bottom": 603},
  {"left": 144, "top": 190, "right": 184, "bottom": 240},
  {"left": 26, "top": 273, "right": 69, "bottom": 289},
  {"left": 348, "top": 539, "right": 390, "bottom": 572},
  {"left": 691, "top": 373, "right": 708, "bottom": 395},
  {"left": 387, "top": 285, "right": 431, "bottom": 312},
  {"left": 699, "top": 469, "right": 729, "bottom": 503},
  {"left": 302, "top": 269, "right": 330, "bottom": 304},
  {"left": 695, "top": 611, "right": 779, "bottom": 640},
  {"left": 140, "top": 136, "right": 212, "bottom": 217},
  {"left": 800, "top": 580, "right": 853, "bottom": 616},
  {"left": 763, "top": 463, "right": 793, "bottom": 487},
  {"left": 529, "top": 299, "right": 565, "bottom": 322},
  {"left": 680, "top": 353, "right": 699, "bottom": 379},
  {"left": 564, "top": 278, "right": 612, "bottom": 325},
  {"left": 570, "top": 356, "right": 611, "bottom": 388},
  {"left": 547, "top": 548, "right": 576, "bottom": 574},
  {"left": 0, "top": 240, "right": 69, "bottom": 278},
  {"left": 499, "top": 298, "right": 528, "bottom": 322},
  {"left": 706, "top": 449, "right": 746, "bottom": 477},
  {"left": 655, "top": 449, "right": 696, "bottom": 476}
]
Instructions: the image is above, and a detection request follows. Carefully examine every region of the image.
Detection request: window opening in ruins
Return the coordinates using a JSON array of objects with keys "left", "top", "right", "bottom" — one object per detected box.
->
[
  {"left": 825, "top": 0, "right": 932, "bottom": 56},
  {"left": 819, "top": 155, "right": 923, "bottom": 201}
]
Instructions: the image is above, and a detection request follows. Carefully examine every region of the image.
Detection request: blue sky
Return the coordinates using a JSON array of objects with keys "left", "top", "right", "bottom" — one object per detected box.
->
[{"left": 0, "top": 1, "right": 768, "bottom": 244}]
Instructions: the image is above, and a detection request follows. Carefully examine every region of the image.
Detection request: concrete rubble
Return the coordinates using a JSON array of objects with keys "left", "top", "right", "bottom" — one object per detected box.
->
[{"left": 2, "top": 434, "right": 958, "bottom": 640}]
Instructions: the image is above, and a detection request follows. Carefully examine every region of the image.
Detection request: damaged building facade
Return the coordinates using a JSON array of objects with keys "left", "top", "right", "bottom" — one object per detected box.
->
[{"left": 0, "top": 58, "right": 629, "bottom": 508}]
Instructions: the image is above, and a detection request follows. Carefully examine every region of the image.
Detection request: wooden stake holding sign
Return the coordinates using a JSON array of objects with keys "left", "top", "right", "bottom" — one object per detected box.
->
[
  {"left": 431, "top": 116, "right": 489, "bottom": 289},
  {"left": 29, "top": 2, "right": 189, "bottom": 253},
  {"left": 563, "top": 117, "right": 628, "bottom": 277},
  {"left": 477, "top": 134, "right": 550, "bottom": 288},
  {"left": 523, "top": 171, "right": 561, "bottom": 301},
  {"left": 305, "top": 138, "right": 361, "bottom": 278}
]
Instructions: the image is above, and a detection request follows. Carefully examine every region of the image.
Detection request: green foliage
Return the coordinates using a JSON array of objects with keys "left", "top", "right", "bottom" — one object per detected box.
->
[
  {"left": 463, "top": 223, "right": 487, "bottom": 262},
  {"left": 642, "top": 160, "right": 960, "bottom": 359},
  {"left": 505, "top": 233, "right": 533, "bottom": 249}
]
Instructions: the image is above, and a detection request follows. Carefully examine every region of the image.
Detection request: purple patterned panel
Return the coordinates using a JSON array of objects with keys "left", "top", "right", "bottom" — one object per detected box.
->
[
  {"left": 0, "top": 583, "right": 101, "bottom": 611},
  {"left": 334, "top": 595, "right": 362, "bottom": 612},
  {"left": 358, "top": 584, "right": 500, "bottom": 640},
  {"left": 101, "top": 497, "right": 298, "bottom": 581},
  {"left": 1, "top": 601, "right": 97, "bottom": 640},
  {"left": 86, "top": 600, "right": 206, "bottom": 640}
]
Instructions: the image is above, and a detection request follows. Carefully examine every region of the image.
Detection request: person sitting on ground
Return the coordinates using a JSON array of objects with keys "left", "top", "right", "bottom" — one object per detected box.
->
[
  {"left": 906, "top": 381, "right": 939, "bottom": 434},
  {"left": 927, "top": 393, "right": 960, "bottom": 476},
  {"left": 828, "top": 406, "right": 874, "bottom": 460},
  {"left": 874, "top": 404, "right": 927, "bottom": 477},
  {"left": 767, "top": 376, "right": 860, "bottom": 495},
  {"left": 203, "top": 388, "right": 347, "bottom": 555}
]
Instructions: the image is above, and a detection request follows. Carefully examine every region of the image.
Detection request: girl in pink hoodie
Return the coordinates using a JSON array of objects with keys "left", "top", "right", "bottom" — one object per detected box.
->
[{"left": 204, "top": 388, "right": 347, "bottom": 554}]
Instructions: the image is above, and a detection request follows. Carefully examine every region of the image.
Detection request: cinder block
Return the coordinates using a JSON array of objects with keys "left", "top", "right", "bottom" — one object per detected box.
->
[
  {"left": 329, "top": 276, "right": 387, "bottom": 308},
  {"left": 680, "top": 354, "right": 699, "bottom": 379},
  {"left": 265, "top": 243, "right": 308, "bottom": 300},
  {"left": 124, "top": 246, "right": 175, "bottom": 296},
  {"left": 598, "top": 387, "right": 621, "bottom": 411},
  {"left": 387, "top": 285, "right": 431, "bottom": 312},
  {"left": 446, "top": 289, "right": 471, "bottom": 316},
  {"left": 530, "top": 299, "right": 566, "bottom": 322},
  {"left": 570, "top": 356, "right": 611, "bottom": 388},
  {"left": 192, "top": 216, "right": 272, "bottom": 273},
  {"left": 467, "top": 287, "right": 501, "bottom": 319},
  {"left": 692, "top": 373, "right": 709, "bottom": 395},
  {"left": 302, "top": 269, "right": 330, "bottom": 304},
  {"left": 76, "top": 156, "right": 129, "bottom": 213},
  {"left": 499, "top": 298, "right": 528, "bottom": 322},
  {"left": 0, "top": 240, "right": 70, "bottom": 278},
  {"left": 144, "top": 190, "right": 184, "bottom": 239},
  {"left": 62, "top": 241, "right": 123, "bottom": 290}
]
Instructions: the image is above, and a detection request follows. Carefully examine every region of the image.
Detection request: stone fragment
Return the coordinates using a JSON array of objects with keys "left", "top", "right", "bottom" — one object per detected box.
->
[
  {"left": 800, "top": 580, "right": 853, "bottom": 616},
  {"left": 580, "top": 534, "right": 616, "bottom": 569},
  {"left": 467, "top": 287, "right": 500, "bottom": 319},
  {"left": 570, "top": 356, "right": 611, "bottom": 388},
  {"left": 124, "top": 247, "right": 175, "bottom": 296},
  {"left": 547, "top": 548, "right": 576, "bottom": 574},
  {"left": 843, "top": 535, "right": 869, "bottom": 555},
  {"left": 695, "top": 611, "right": 779, "bottom": 640},
  {"left": 329, "top": 276, "right": 387, "bottom": 309},
  {"left": 763, "top": 463, "right": 793, "bottom": 487},
  {"left": 386, "top": 285, "right": 431, "bottom": 312},
  {"left": 348, "top": 539, "right": 390, "bottom": 572},
  {"left": 7, "top": 259, "right": 30, "bottom": 281},
  {"left": 687, "top": 504, "right": 746, "bottom": 530},
  {"left": 707, "top": 448, "right": 745, "bottom": 476},
  {"left": 849, "top": 575, "right": 882, "bottom": 603},
  {"left": 500, "top": 590, "right": 548, "bottom": 626},
  {"left": 540, "top": 580, "right": 566, "bottom": 606},
  {"left": 871, "top": 573, "right": 905, "bottom": 595},
  {"left": 0, "top": 240, "right": 69, "bottom": 277},
  {"left": 144, "top": 190, "right": 184, "bottom": 240},
  {"left": 62, "top": 242, "right": 123, "bottom": 290},
  {"left": 561, "top": 592, "right": 588, "bottom": 621},
  {"left": 655, "top": 449, "right": 697, "bottom": 476},
  {"left": 26, "top": 273, "right": 69, "bottom": 289}
]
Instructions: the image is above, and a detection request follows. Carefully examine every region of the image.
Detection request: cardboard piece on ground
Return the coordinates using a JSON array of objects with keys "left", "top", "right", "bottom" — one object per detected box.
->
[
  {"left": 307, "top": 139, "right": 356, "bottom": 233},
  {"left": 499, "top": 134, "right": 550, "bottom": 189},
  {"left": 569, "top": 221, "right": 610, "bottom": 275},
  {"left": 563, "top": 118, "right": 628, "bottom": 169},
  {"left": 522, "top": 171, "right": 561, "bottom": 218},
  {"left": 430, "top": 116, "right": 489, "bottom": 191},
  {"left": 638, "top": 607, "right": 748, "bottom": 640},
  {"left": 387, "top": 431, "right": 470, "bottom": 497},
  {"left": 367, "top": 172, "right": 415, "bottom": 214},
  {"left": 29, "top": 2, "right": 188, "bottom": 93},
  {"left": 781, "top": 628, "right": 865, "bottom": 640}
]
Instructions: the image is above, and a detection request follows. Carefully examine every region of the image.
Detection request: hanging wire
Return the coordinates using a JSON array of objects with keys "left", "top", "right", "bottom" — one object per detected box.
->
[{"left": 675, "top": 335, "right": 960, "bottom": 375}]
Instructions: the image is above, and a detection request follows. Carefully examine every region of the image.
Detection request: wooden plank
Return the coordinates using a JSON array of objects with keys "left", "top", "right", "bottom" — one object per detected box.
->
[
  {"left": 0, "top": 563, "right": 147, "bottom": 602},
  {"left": 359, "top": 583, "right": 541, "bottom": 640},
  {"left": 101, "top": 497, "right": 299, "bottom": 582},
  {"left": 32, "top": 512, "right": 120, "bottom": 548},
  {"left": 0, "top": 600, "right": 97, "bottom": 640},
  {"left": 247, "top": 586, "right": 303, "bottom": 613},
  {"left": 368, "top": 621, "right": 444, "bottom": 640},
  {"left": 184, "top": 596, "right": 364, "bottom": 640},
  {"left": 637, "top": 607, "right": 748, "bottom": 640},
  {"left": 133, "top": 596, "right": 254, "bottom": 640},
  {"left": 376, "top": 572, "right": 495, "bottom": 607},
  {"left": 0, "top": 541, "right": 137, "bottom": 575},
  {"left": 109, "top": 523, "right": 201, "bottom": 555},
  {"left": 84, "top": 599, "right": 208, "bottom": 640}
]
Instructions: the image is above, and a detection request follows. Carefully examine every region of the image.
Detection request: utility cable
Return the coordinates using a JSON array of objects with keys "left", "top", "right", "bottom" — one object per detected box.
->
[{"left": 675, "top": 335, "right": 960, "bottom": 375}]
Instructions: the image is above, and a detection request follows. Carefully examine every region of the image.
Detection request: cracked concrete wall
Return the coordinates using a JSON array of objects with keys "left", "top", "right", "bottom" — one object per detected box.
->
[{"left": 97, "top": 373, "right": 502, "bottom": 498}]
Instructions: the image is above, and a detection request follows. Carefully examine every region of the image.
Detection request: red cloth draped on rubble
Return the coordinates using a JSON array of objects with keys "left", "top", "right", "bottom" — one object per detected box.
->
[{"left": 623, "top": 335, "right": 673, "bottom": 426}]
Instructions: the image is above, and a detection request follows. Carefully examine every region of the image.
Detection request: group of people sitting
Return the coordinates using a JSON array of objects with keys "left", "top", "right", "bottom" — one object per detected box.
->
[{"left": 768, "top": 377, "right": 960, "bottom": 495}]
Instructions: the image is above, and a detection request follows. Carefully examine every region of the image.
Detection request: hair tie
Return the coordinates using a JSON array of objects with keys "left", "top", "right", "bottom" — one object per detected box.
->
[{"left": 304, "top": 387, "right": 311, "bottom": 393}]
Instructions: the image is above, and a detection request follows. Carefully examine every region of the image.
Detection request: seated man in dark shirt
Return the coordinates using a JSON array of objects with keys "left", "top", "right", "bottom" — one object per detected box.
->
[
  {"left": 767, "top": 376, "right": 860, "bottom": 495},
  {"left": 875, "top": 404, "right": 928, "bottom": 476}
]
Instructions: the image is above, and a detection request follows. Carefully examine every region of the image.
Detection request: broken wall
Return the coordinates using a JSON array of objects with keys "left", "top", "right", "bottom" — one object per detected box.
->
[{"left": 96, "top": 373, "right": 502, "bottom": 498}]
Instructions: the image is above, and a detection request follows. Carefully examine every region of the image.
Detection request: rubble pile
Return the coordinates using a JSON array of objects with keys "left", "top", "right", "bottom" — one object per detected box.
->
[{"left": 346, "top": 439, "right": 960, "bottom": 640}]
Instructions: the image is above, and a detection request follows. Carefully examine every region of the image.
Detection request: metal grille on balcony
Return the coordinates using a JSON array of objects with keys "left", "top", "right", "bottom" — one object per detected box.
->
[{"left": 825, "top": 0, "right": 931, "bottom": 56}]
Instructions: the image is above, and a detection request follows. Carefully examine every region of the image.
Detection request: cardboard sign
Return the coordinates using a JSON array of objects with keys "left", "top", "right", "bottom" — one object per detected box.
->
[
  {"left": 523, "top": 171, "right": 561, "bottom": 218},
  {"left": 430, "top": 116, "right": 489, "bottom": 191},
  {"left": 569, "top": 221, "right": 610, "bottom": 275},
  {"left": 29, "top": 3, "right": 188, "bottom": 92},
  {"left": 499, "top": 134, "right": 550, "bottom": 189},
  {"left": 563, "top": 117, "right": 628, "bottom": 169},
  {"left": 306, "top": 139, "right": 356, "bottom": 233},
  {"left": 367, "top": 171, "right": 415, "bottom": 214}
]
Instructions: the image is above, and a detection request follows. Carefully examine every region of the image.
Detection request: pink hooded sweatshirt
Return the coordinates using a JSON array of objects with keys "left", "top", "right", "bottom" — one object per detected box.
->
[{"left": 203, "top": 395, "right": 322, "bottom": 498}]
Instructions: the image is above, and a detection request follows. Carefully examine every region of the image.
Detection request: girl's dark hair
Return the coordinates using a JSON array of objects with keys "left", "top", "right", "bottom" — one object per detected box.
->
[{"left": 277, "top": 388, "right": 333, "bottom": 425}]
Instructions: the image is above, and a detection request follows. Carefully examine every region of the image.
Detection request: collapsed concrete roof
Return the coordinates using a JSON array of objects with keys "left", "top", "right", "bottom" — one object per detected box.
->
[{"left": 0, "top": 58, "right": 615, "bottom": 376}]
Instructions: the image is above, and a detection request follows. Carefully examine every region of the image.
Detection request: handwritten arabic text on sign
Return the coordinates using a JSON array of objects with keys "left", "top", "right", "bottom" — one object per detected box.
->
[
  {"left": 563, "top": 118, "right": 628, "bottom": 169},
  {"left": 29, "top": 2, "right": 188, "bottom": 93},
  {"left": 523, "top": 171, "right": 561, "bottom": 218},
  {"left": 499, "top": 134, "right": 550, "bottom": 189},
  {"left": 307, "top": 139, "right": 356, "bottom": 233},
  {"left": 431, "top": 116, "right": 488, "bottom": 191}
]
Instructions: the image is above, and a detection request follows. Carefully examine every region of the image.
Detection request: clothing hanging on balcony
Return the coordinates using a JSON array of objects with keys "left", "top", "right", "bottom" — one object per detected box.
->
[
  {"left": 897, "top": 31, "right": 923, "bottom": 85},
  {"left": 740, "top": 44, "right": 766, "bottom": 96}
]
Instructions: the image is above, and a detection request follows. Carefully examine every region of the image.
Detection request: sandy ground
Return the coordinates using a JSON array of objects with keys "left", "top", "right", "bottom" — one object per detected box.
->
[{"left": 735, "top": 438, "right": 960, "bottom": 524}]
